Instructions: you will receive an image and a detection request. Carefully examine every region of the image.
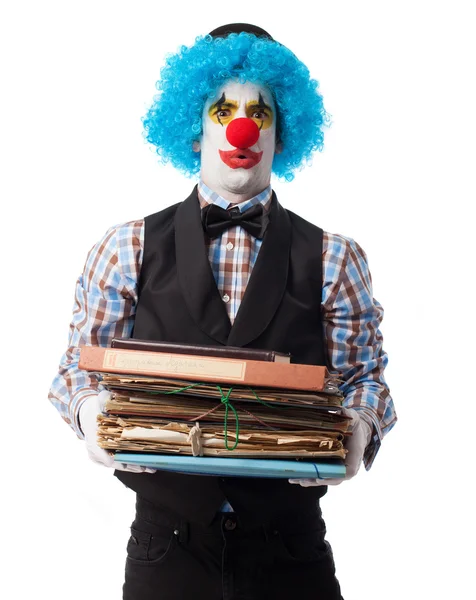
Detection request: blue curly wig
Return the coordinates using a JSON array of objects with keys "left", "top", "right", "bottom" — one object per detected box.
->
[{"left": 142, "top": 32, "right": 329, "bottom": 181}]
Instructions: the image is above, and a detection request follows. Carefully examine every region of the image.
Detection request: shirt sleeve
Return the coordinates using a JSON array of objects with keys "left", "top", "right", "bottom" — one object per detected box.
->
[
  {"left": 322, "top": 233, "right": 397, "bottom": 470},
  {"left": 48, "top": 220, "right": 144, "bottom": 440}
]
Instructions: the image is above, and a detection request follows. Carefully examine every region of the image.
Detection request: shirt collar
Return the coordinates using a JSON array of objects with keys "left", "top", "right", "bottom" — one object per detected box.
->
[{"left": 197, "top": 180, "right": 273, "bottom": 213}]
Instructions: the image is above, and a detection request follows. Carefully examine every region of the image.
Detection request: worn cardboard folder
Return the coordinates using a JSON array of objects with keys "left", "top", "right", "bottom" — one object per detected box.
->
[{"left": 79, "top": 346, "right": 327, "bottom": 391}]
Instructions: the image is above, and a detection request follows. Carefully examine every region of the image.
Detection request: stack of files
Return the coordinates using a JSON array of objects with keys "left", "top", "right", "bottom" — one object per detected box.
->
[{"left": 79, "top": 339, "right": 351, "bottom": 479}]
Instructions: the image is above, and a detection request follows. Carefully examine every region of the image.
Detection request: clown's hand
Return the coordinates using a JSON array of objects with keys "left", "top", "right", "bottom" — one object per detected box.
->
[
  {"left": 289, "top": 407, "right": 373, "bottom": 487},
  {"left": 79, "top": 391, "right": 156, "bottom": 474}
]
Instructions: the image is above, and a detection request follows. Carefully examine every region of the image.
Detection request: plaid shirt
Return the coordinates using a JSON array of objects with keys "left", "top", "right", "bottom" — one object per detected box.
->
[
  {"left": 49, "top": 182, "right": 397, "bottom": 470},
  {"left": 199, "top": 181, "right": 272, "bottom": 320}
]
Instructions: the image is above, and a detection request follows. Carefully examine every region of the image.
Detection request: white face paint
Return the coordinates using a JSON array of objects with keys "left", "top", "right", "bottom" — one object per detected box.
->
[{"left": 198, "top": 80, "right": 278, "bottom": 202}]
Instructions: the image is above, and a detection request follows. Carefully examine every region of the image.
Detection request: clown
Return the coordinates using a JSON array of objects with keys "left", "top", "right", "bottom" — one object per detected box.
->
[{"left": 49, "top": 23, "right": 397, "bottom": 600}]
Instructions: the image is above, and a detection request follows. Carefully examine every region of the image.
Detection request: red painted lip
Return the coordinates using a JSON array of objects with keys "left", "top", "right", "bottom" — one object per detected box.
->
[{"left": 219, "top": 148, "right": 263, "bottom": 170}]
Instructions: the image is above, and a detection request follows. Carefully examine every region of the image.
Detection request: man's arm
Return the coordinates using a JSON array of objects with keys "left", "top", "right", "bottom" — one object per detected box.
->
[
  {"left": 48, "top": 220, "right": 144, "bottom": 439},
  {"left": 322, "top": 233, "right": 397, "bottom": 470}
]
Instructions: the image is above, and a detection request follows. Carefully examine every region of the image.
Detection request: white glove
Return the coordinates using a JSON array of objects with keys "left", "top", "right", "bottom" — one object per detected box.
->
[
  {"left": 289, "top": 407, "right": 373, "bottom": 487},
  {"left": 79, "top": 390, "right": 156, "bottom": 474}
]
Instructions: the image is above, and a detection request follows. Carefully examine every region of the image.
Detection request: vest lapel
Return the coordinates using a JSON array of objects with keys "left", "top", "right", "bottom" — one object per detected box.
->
[
  {"left": 175, "top": 186, "right": 231, "bottom": 345},
  {"left": 227, "top": 193, "right": 292, "bottom": 347}
]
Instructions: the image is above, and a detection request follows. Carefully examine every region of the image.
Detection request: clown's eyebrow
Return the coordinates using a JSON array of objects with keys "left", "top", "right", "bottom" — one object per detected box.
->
[
  {"left": 212, "top": 93, "right": 227, "bottom": 109},
  {"left": 247, "top": 93, "right": 272, "bottom": 112}
]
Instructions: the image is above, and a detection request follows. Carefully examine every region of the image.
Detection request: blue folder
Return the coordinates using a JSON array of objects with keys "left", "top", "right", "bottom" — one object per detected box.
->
[{"left": 114, "top": 453, "right": 345, "bottom": 479}]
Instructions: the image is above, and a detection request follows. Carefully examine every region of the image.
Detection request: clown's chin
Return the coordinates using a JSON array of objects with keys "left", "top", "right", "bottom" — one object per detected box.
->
[
  {"left": 220, "top": 162, "right": 273, "bottom": 200},
  {"left": 223, "top": 168, "right": 256, "bottom": 194}
]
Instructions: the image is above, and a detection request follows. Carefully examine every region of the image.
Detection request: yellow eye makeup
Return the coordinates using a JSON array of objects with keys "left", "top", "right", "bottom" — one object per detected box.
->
[
  {"left": 246, "top": 94, "right": 274, "bottom": 130},
  {"left": 208, "top": 95, "right": 239, "bottom": 126},
  {"left": 207, "top": 92, "right": 274, "bottom": 129}
]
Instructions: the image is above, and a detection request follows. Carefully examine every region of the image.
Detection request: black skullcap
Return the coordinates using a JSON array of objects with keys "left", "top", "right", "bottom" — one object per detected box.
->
[{"left": 208, "top": 23, "right": 274, "bottom": 41}]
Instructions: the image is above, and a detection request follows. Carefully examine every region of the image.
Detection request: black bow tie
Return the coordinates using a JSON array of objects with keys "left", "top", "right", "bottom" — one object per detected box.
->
[{"left": 201, "top": 203, "right": 269, "bottom": 239}]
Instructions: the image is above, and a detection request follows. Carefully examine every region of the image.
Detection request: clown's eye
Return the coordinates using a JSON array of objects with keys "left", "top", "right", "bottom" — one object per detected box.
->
[
  {"left": 252, "top": 110, "right": 268, "bottom": 120},
  {"left": 216, "top": 109, "right": 231, "bottom": 118}
]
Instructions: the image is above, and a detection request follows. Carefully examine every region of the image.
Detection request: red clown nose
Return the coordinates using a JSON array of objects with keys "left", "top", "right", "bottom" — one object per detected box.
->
[{"left": 226, "top": 118, "right": 260, "bottom": 149}]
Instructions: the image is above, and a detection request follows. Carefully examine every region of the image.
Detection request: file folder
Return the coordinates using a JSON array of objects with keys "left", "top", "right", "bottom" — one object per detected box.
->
[{"left": 114, "top": 453, "right": 346, "bottom": 479}]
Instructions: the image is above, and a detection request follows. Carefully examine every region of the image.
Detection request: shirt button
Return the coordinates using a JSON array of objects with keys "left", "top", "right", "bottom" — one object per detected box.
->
[
  {"left": 222, "top": 294, "right": 230, "bottom": 303},
  {"left": 226, "top": 242, "right": 234, "bottom": 251}
]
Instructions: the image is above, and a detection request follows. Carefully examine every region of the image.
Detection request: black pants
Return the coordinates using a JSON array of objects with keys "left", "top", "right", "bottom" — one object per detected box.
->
[{"left": 123, "top": 495, "right": 344, "bottom": 600}]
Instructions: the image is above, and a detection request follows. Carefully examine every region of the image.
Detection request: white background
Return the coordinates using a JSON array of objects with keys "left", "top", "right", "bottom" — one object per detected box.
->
[{"left": 1, "top": 1, "right": 474, "bottom": 598}]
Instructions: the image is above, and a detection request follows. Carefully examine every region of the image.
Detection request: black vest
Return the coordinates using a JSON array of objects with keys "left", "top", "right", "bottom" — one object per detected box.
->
[{"left": 114, "top": 186, "right": 329, "bottom": 526}]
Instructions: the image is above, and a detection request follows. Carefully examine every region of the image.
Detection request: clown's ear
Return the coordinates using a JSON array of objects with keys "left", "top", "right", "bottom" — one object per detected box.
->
[
  {"left": 275, "top": 140, "right": 283, "bottom": 155},
  {"left": 192, "top": 140, "right": 201, "bottom": 152}
]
